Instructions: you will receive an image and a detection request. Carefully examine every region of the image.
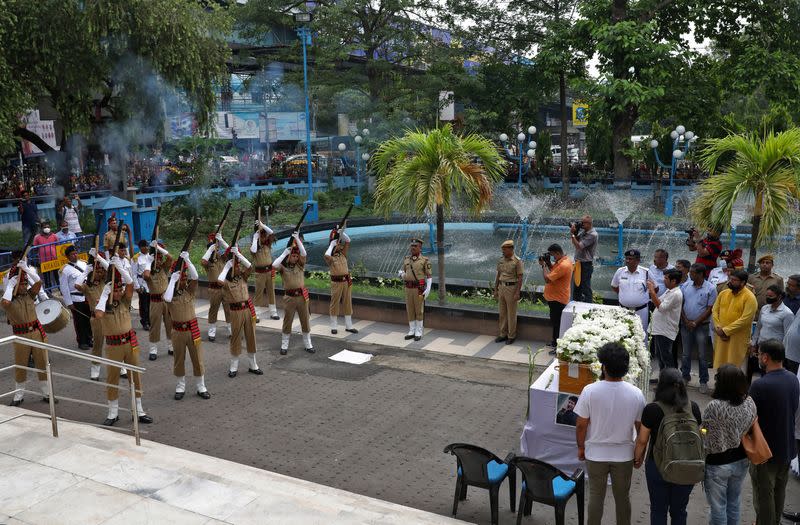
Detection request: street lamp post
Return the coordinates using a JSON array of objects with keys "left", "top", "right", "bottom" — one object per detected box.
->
[
  {"left": 353, "top": 129, "right": 369, "bottom": 206},
  {"left": 294, "top": 12, "right": 318, "bottom": 221},
  {"left": 650, "top": 125, "right": 697, "bottom": 217},
  {"left": 499, "top": 126, "right": 537, "bottom": 191}
]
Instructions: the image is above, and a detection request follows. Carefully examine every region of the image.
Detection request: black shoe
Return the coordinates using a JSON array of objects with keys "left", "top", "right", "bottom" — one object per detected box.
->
[
  {"left": 548, "top": 349, "right": 557, "bottom": 356},
  {"left": 404, "top": 334, "right": 415, "bottom": 340},
  {"left": 783, "top": 511, "right": 800, "bottom": 522},
  {"left": 149, "top": 354, "right": 157, "bottom": 361},
  {"left": 208, "top": 335, "right": 216, "bottom": 342},
  {"left": 270, "top": 314, "right": 280, "bottom": 320},
  {"left": 138, "top": 414, "right": 153, "bottom": 424},
  {"left": 78, "top": 344, "right": 91, "bottom": 350},
  {"left": 331, "top": 329, "right": 338, "bottom": 334},
  {"left": 413, "top": 335, "right": 421, "bottom": 341},
  {"left": 506, "top": 338, "right": 515, "bottom": 345},
  {"left": 90, "top": 377, "right": 99, "bottom": 381},
  {"left": 197, "top": 391, "right": 211, "bottom": 400},
  {"left": 42, "top": 396, "right": 58, "bottom": 404},
  {"left": 103, "top": 416, "right": 119, "bottom": 426},
  {"left": 280, "top": 348, "right": 288, "bottom": 355},
  {"left": 256, "top": 317, "right": 260, "bottom": 324},
  {"left": 120, "top": 372, "right": 128, "bottom": 380},
  {"left": 248, "top": 368, "right": 264, "bottom": 375},
  {"left": 228, "top": 370, "right": 237, "bottom": 378},
  {"left": 495, "top": 336, "right": 508, "bottom": 343},
  {"left": 345, "top": 328, "right": 359, "bottom": 334},
  {"left": 305, "top": 347, "right": 315, "bottom": 353},
  {"left": 174, "top": 391, "right": 184, "bottom": 400},
  {"left": 168, "top": 349, "right": 173, "bottom": 355},
  {"left": 9, "top": 399, "right": 22, "bottom": 407}
]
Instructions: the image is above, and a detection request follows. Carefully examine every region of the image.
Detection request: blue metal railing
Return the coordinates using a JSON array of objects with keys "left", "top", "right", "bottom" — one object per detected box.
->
[{"left": 0, "top": 234, "right": 96, "bottom": 293}]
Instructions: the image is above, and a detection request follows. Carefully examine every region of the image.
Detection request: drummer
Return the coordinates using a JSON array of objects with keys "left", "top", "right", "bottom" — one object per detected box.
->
[
  {"left": 94, "top": 254, "right": 153, "bottom": 426},
  {"left": 60, "top": 245, "right": 92, "bottom": 351},
  {"left": 1, "top": 252, "right": 52, "bottom": 406}
]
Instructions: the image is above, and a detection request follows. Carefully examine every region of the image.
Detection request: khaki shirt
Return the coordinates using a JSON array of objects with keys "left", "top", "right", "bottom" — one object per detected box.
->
[
  {"left": 253, "top": 243, "right": 273, "bottom": 268},
  {"left": 205, "top": 256, "right": 225, "bottom": 283},
  {"left": 2, "top": 291, "right": 37, "bottom": 325},
  {"left": 222, "top": 275, "right": 249, "bottom": 303},
  {"left": 402, "top": 255, "right": 432, "bottom": 281},
  {"left": 748, "top": 272, "right": 784, "bottom": 314},
  {"left": 327, "top": 253, "right": 349, "bottom": 277},
  {"left": 497, "top": 255, "right": 523, "bottom": 283},
  {"left": 281, "top": 263, "right": 305, "bottom": 289},
  {"left": 100, "top": 295, "right": 132, "bottom": 337},
  {"left": 83, "top": 280, "right": 104, "bottom": 311},
  {"left": 146, "top": 256, "right": 170, "bottom": 295},
  {"left": 168, "top": 287, "right": 196, "bottom": 322},
  {"left": 103, "top": 230, "right": 116, "bottom": 251}
]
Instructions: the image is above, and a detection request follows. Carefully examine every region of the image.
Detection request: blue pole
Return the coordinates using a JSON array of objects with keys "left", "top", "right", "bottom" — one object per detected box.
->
[
  {"left": 298, "top": 26, "right": 318, "bottom": 221},
  {"left": 730, "top": 226, "right": 737, "bottom": 250},
  {"left": 518, "top": 141, "right": 523, "bottom": 191},
  {"left": 617, "top": 223, "right": 624, "bottom": 265},
  {"left": 428, "top": 221, "right": 436, "bottom": 253},
  {"left": 520, "top": 219, "right": 529, "bottom": 258},
  {"left": 665, "top": 136, "right": 679, "bottom": 217},
  {"left": 354, "top": 141, "right": 362, "bottom": 206}
]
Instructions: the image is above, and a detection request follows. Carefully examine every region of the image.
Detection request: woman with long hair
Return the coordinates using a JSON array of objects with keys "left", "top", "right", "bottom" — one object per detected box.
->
[
  {"left": 702, "top": 364, "right": 757, "bottom": 525},
  {"left": 634, "top": 368, "right": 702, "bottom": 525}
]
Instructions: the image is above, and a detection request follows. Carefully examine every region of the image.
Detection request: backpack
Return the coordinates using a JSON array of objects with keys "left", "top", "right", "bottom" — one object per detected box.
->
[{"left": 652, "top": 401, "right": 705, "bottom": 484}]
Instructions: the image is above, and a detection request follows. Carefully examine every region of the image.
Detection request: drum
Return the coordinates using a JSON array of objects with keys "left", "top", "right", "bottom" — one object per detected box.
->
[{"left": 36, "top": 299, "right": 72, "bottom": 334}]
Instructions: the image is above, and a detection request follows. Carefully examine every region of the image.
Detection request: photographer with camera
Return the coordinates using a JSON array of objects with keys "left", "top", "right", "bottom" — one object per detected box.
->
[
  {"left": 687, "top": 227, "right": 721, "bottom": 277},
  {"left": 570, "top": 215, "right": 598, "bottom": 303},
  {"left": 540, "top": 244, "right": 573, "bottom": 353}
]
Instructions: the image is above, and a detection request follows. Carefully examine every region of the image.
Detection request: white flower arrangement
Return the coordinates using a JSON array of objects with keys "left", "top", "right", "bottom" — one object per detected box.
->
[{"left": 557, "top": 306, "right": 650, "bottom": 390}]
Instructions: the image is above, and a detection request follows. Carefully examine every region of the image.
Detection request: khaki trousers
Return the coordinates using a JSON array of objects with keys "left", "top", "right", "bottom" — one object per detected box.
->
[
  {"left": 13, "top": 332, "right": 47, "bottom": 383},
  {"left": 208, "top": 289, "right": 229, "bottom": 324},
  {"left": 404, "top": 287, "right": 424, "bottom": 322},
  {"left": 228, "top": 308, "right": 256, "bottom": 356},
  {"left": 149, "top": 300, "right": 172, "bottom": 343},
  {"left": 90, "top": 317, "right": 104, "bottom": 364},
  {"left": 329, "top": 281, "right": 353, "bottom": 316},
  {"left": 253, "top": 272, "right": 276, "bottom": 307},
  {"left": 105, "top": 343, "right": 142, "bottom": 401},
  {"left": 585, "top": 459, "right": 634, "bottom": 525},
  {"left": 498, "top": 284, "right": 519, "bottom": 339},
  {"left": 171, "top": 329, "right": 205, "bottom": 377},
  {"left": 282, "top": 295, "right": 310, "bottom": 333}
]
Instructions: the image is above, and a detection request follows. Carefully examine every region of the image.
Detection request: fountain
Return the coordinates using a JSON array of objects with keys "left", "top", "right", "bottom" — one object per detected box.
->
[
  {"left": 495, "top": 189, "right": 554, "bottom": 260},
  {"left": 594, "top": 190, "right": 645, "bottom": 266}
]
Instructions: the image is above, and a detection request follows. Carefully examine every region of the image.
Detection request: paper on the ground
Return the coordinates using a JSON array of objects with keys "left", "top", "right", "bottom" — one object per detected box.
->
[{"left": 329, "top": 349, "right": 374, "bottom": 365}]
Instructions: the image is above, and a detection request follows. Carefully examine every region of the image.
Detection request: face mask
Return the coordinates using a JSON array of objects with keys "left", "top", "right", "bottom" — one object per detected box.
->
[
  {"left": 43, "top": 228, "right": 50, "bottom": 234},
  {"left": 61, "top": 228, "right": 68, "bottom": 233},
  {"left": 765, "top": 297, "right": 777, "bottom": 304}
]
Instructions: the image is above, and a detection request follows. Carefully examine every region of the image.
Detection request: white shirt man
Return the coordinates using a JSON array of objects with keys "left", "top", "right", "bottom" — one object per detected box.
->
[
  {"left": 708, "top": 259, "right": 729, "bottom": 287},
  {"left": 611, "top": 249, "right": 650, "bottom": 332},
  {"left": 647, "top": 249, "right": 674, "bottom": 298},
  {"left": 648, "top": 269, "right": 684, "bottom": 371},
  {"left": 59, "top": 246, "right": 92, "bottom": 349}
]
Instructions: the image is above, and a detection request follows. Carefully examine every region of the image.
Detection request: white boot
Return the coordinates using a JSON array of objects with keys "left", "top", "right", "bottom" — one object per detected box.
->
[
  {"left": 120, "top": 367, "right": 128, "bottom": 378},
  {"left": 90, "top": 364, "right": 101, "bottom": 380},
  {"left": 225, "top": 324, "right": 232, "bottom": 337},
  {"left": 302, "top": 332, "right": 314, "bottom": 353},
  {"left": 208, "top": 323, "right": 217, "bottom": 341},
  {"left": 175, "top": 376, "right": 186, "bottom": 394},
  {"left": 247, "top": 353, "right": 263, "bottom": 374},
  {"left": 280, "top": 333, "right": 290, "bottom": 355},
  {"left": 414, "top": 320, "right": 423, "bottom": 340},
  {"left": 149, "top": 345, "right": 158, "bottom": 360},
  {"left": 12, "top": 382, "right": 24, "bottom": 404},
  {"left": 39, "top": 380, "right": 50, "bottom": 400},
  {"left": 104, "top": 399, "right": 119, "bottom": 424},
  {"left": 269, "top": 304, "right": 279, "bottom": 320},
  {"left": 135, "top": 398, "right": 146, "bottom": 417},
  {"left": 330, "top": 316, "right": 339, "bottom": 334},
  {"left": 405, "top": 322, "right": 415, "bottom": 340},
  {"left": 228, "top": 357, "right": 239, "bottom": 377},
  {"left": 345, "top": 315, "right": 358, "bottom": 333},
  {"left": 196, "top": 376, "right": 210, "bottom": 398}
]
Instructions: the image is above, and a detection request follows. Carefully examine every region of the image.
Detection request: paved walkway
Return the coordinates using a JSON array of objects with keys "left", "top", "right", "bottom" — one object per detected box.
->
[{"left": 0, "top": 405, "right": 463, "bottom": 524}]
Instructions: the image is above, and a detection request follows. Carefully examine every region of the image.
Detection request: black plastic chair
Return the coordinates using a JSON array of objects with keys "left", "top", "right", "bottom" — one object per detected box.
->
[
  {"left": 510, "top": 456, "right": 584, "bottom": 525},
  {"left": 443, "top": 443, "right": 516, "bottom": 525}
]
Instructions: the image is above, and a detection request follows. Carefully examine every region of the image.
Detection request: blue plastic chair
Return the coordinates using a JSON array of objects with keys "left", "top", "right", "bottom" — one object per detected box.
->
[
  {"left": 443, "top": 443, "right": 516, "bottom": 525},
  {"left": 510, "top": 456, "right": 584, "bottom": 525}
]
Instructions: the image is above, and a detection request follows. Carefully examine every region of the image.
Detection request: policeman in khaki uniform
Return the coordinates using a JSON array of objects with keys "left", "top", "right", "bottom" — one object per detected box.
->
[
  {"left": 164, "top": 252, "right": 210, "bottom": 400},
  {"left": 217, "top": 244, "right": 263, "bottom": 378},
  {"left": 94, "top": 255, "right": 152, "bottom": 426},
  {"left": 494, "top": 239, "right": 523, "bottom": 344},
  {"left": 324, "top": 228, "right": 358, "bottom": 334},
  {"left": 1, "top": 253, "right": 51, "bottom": 406},
  {"left": 398, "top": 238, "right": 432, "bottom": 341},
  {"left": 143, "top": 241, "right": 173, "bottom": 360},
  {"left": 250, "top": 220, "right": 280, "bottom": 321},
  {"left": 273, "top": 233, "right": 314, "bottom": 354},
  {"left": 76, "top": 249, "right": 111, "bottom": 381},
  {"left": 201, "top": 232, "right": 231, "bottom": 341},
  {"left": 103, "top": 215, "right": 131, "bottom": 257}
]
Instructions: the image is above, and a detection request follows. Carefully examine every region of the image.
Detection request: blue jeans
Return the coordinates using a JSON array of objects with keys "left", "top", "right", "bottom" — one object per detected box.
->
[
  {"left": 645, "top": 458, "right": 694, "bottom": 525},
  {"left": 703, "top": 459, "right": 749, "bottom": 525},
  {"left": 680, "top": 323, "right": 710, "bottom": 384}
]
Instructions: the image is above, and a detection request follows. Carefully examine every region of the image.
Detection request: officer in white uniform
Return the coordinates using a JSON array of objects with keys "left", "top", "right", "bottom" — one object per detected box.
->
[
  {"left": 60, "top": 245, "right": 92, "bottom": 350},
  {"left": 611, "top": 249, "right": 651, "bottom": 332}
]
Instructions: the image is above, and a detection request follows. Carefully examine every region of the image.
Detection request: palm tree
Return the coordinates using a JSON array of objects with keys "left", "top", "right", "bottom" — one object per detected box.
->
[
  {"left": 372, "top": 124, "right": 507, "bottom": 305},
  {"left": 691, "top": 129, "right": 800, "bottom": 272}
]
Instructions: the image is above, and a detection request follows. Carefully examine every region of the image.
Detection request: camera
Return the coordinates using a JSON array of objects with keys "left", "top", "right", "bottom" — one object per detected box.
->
[
  {"left": 570, "top": 220, "right": 583, "bottom": 232},
  {"left": 538, "top": 253, "right": 552, "bottom": 266},
  {"left": 685, "top": 227, "right": 698, "bottom": 247}
]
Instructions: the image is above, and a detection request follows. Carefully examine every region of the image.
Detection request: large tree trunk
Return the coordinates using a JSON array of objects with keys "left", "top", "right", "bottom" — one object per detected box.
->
[
  {"left": 612, "top": 106, "right": 637, "bottom": 182},
  {"left": 559, "top": 71, "right": 570, "bottom": 200},
  {"left": 747, "top": 192, "right": 763, "bottom": 273},
  {"left": 436, "top": 204, "right": 446, "bottom": 305}
]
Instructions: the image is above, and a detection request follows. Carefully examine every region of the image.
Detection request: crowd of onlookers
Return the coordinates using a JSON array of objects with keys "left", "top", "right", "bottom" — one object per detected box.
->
[{"left": 538, "top": 219, "right": 799, "bottom": 525}]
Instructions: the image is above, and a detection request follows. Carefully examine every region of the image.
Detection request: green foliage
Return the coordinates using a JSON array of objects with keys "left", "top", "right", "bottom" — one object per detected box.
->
[{"left": 535, "top": 130, "right": 553, "bottom": 174}]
